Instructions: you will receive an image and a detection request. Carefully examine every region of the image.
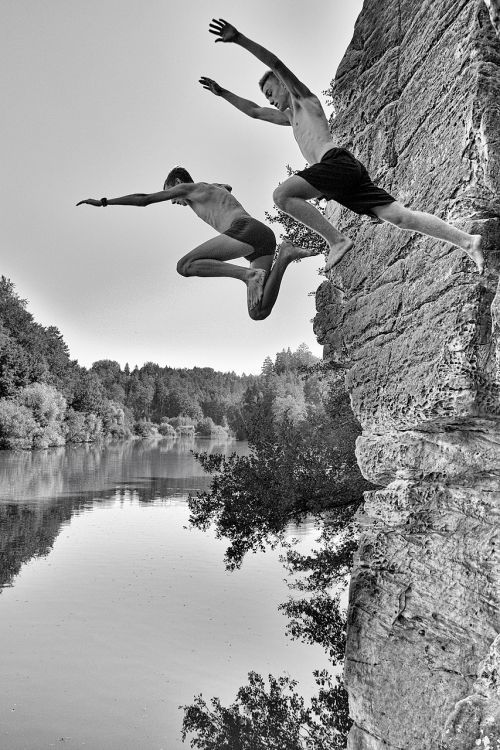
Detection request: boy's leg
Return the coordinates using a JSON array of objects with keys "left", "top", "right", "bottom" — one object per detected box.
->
[
  {"left": 373, "top": 201, "right": 484, "bottom": 273},
  {"left": 250, "top": 240, "right": 319, "bottom": 320},
  {"left": 177, "top": 234, "right": 267, "bottom": 308},
  {"left": 272, "top": 176, "right": 353, "bottom": 271}
]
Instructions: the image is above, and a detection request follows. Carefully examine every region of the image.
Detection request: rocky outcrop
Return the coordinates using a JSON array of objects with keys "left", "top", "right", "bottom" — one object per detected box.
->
[
  {"left": 485, "top": 0, "right": 500, "bottom": 38},
  {"left": 314, "top": 0, "right": 500, "bottom": 747}
]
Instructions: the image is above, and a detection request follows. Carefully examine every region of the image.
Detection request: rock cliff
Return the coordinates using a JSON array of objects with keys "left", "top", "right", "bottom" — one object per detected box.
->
[{"left": 314, "top": 0, "right": 500, "bottom": 746}]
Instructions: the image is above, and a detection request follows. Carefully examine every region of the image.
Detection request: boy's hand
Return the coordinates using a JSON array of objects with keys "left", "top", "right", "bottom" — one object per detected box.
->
[
  {"left": 208, "top": 18, "right": 239, "bottom": 43},
  {"left": 199, "top": 76, "right": 223, "bottom": 95},
  {"left": 76, "top": 198, "right": 104, "bottom": 207}
]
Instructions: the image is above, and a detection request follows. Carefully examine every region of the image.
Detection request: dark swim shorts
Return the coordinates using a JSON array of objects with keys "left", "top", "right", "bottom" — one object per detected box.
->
[
  {"left": 223, "top": 215, "right": 276, "bottom": 263},
  {"left": 296, "top": 147, "right": 396, "bottom": 219}
]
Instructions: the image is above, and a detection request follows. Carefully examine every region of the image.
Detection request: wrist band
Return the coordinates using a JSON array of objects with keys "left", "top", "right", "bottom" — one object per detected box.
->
[{"left": 101, "top": 197, "right": 108, "bottom": 207}]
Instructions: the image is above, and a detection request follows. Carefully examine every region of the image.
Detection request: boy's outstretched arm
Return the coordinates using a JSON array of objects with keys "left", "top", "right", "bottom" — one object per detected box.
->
[
  {"left": 199, "top": 76, "right": 290, "bottom": 125},
  {"left": 76, "top": 184, "right": 193, "bottom": 208},
  {"left": 208, "top": 18, "right": 312, "bottom": 98}
]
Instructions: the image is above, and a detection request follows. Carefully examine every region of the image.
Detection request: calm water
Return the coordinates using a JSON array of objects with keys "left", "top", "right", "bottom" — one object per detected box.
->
[{"left": 0, "top": 438, "right": 325, "bottom": 750}]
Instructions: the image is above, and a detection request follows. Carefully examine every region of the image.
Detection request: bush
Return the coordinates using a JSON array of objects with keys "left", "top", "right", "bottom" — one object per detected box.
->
[
  {"left": 195, "top": 417, "right": 230, "bottom": 439},
  {"left": 134, "top": 420, "right": 160, "bottom": 438},
  {"left": 177, "top": 424, "right": 195, "bottom": 437},
  {"left": 64, "top": 408, "right": 87, "bottom": 443},
  {"left": 64, "top": 409, "right": 103, "bottom": 443},
  {"left": 16, "top": 382, "right": 66, "bottom": 427},
  {"left": 0, "top": 399, "right": 39, "bottom": 449},
  {"left": 195, "top": 416, "right": 216, "bottom": 437},
  {"left": 32, "top": 422, "right": 65, "bottom": 449},
  {"left": 167, "top": 415, "right": 195, "bottom": 430},
  {"left": 164, "top": 415, "right": 196, "bottom": 437},
  {"left": 100, "top": 399, "right": 131, "bottom": 439},
  {"left": 159, "top": 421, "right": 176, "bottom": 438},
  {"left": 210, "top": 423, "right": 230, "bottom": 440},
  {"left": 0, "top": 384, "right": 69, "bottom": 449}
]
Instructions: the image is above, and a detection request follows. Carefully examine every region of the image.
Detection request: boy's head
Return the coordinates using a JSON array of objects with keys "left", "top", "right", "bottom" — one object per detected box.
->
[
  {"left": 164, "top": 167, "right": 194, "bottom": 206},
  {"left": 164, "top": 167, "right": 194, "bottom": 190},
  {"left": 259, "top": 70, "right": 288, "bottom": 110}
]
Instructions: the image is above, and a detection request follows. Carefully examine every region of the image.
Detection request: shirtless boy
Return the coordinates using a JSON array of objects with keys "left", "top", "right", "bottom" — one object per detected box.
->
[
  {"left": 201, "top": 18, "right": 484, "bottom": 274},
  {"left": 77, "top": 167, "right": 312, "bottom": 320}
]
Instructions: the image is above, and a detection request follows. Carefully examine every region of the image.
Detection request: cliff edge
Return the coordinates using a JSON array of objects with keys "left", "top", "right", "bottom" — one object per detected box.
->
[{"left": 314, "top": 0, "right": 500, "bottom": 746}]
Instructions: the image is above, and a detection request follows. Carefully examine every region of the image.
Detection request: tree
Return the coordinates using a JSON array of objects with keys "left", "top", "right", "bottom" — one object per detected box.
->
[
  {"left": 294, "top": 343, "right": 318, "bottom": 369},
  {"left": 181, "top": 671, "right": 349, "bottom": 750},
  {"left": 200, "top": 398, "right": 226, "bottom": 425},
  {"left": 125, "top": 372, "right": 155, "bottom": 419},
  {"left": 0, "top": 399, "right": 39, "bottom": 449},
  {"left": 0, "top": 332, "right": 34, "bottom": 397},
  {"left": 100, "top": 400, "right": 131, "bottom": 439},
  {"left": 71, "top": 371, "right": 106, "bottom": 414},
  {"left": 162, "top": 386, "right": 203, "bottom": 421},
  {"left": 17, "top": 382, "right": 66, "bottom": 427},
  {"left": 0, "top": 278, "right": 74, "bottom": 391},
  {"left": 271, "top": 379, "right": 308, "bottom": 425},
  {"left": 41, "top": 326, "right": 72, "bottom": 387},
  {"left": 261, "top": 356, "right": 275, "bottom": 378},
  {"left": 279, "top": 523, "right": 357, "bottom": 662},
  {"left": 91, "top": 360, "right": 126, "bottom": 403},
  {"left": 274, "top": 347, "right": 294, "bottom": 375}
]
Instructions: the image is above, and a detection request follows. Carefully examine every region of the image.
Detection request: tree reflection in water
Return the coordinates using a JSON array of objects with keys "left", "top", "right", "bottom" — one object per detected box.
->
[{"left": 0, "top": 437, "right": 242, "bottom": 593}]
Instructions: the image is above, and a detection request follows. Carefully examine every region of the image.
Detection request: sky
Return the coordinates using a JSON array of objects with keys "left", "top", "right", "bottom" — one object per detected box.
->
[{"left": 1, "top": 0, "right": 363, "bottom": 374}]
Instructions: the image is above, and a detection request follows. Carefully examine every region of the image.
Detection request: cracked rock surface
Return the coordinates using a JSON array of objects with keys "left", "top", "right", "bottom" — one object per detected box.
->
[{"left": 314, "top": 0, "right": 500, "bottom": 747}]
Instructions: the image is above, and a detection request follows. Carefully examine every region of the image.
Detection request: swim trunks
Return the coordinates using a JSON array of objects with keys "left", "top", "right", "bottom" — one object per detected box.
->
[
  {"left": 296, "top": 147, "right": 396, "bottom": 219},
  {"left": 223, "top": 215, "right": 276, "bottom": 262}
]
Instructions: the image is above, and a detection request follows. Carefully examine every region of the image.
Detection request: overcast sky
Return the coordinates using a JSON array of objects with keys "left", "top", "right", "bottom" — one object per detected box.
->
[{"left": 2, "top": 0, "right": 363, "bottom": 374}]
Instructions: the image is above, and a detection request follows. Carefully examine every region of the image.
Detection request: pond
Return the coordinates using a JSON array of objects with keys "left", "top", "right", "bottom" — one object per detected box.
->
[{"left": 0, "top": 438, "right": 326, "bottom": 750}]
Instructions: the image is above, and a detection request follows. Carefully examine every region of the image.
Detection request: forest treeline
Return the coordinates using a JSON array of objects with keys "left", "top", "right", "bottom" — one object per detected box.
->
[{"left": 0, "top": 275, "right": 320, "bottom": 450}]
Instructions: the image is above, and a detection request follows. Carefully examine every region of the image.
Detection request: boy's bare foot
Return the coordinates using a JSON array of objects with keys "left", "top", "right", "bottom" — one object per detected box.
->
[
  {"left": 465, "top": 234, "right": 484, "bottom": 274},
  {"left": 324, "top": 238, "right": 354, "bottom": 273},
  {"left": 246, "top": 268, "right": 267, "bottom": 310},
  {"left": 278, "top": 238, "right": 322, "bottom": 262}
]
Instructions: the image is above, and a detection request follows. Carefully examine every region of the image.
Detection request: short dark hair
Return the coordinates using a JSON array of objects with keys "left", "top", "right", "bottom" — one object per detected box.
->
[
  {"left": 258, "top": 70, "right": 277, "bottom": 92},
  {"left": 164, "top": 167, "right": 194, "bottom": 189}
]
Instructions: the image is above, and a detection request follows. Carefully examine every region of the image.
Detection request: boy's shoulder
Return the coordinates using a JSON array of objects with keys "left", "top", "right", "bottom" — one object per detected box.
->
[{"left": 212, "top": 182, "right": 233, "bottom": 193}]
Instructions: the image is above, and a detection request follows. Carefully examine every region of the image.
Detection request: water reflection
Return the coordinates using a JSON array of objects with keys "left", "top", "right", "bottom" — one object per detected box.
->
[
  {"left": 0, "top": 437, "right": 244, "bottom": 503},
  {"left": 0, "top": 438, "right": 246, "bottom": 594},
  {"left": 0, "top": 438, "right": 323, "bottom": 750}
]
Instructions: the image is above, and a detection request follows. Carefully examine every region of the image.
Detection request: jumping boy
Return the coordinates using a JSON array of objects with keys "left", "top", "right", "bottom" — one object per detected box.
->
[
  {"left": 77, "top": 167, "right": 313, "bottom": 319},
  {"left": 200, "top": 18, "right": 484, "bottom": 274}
]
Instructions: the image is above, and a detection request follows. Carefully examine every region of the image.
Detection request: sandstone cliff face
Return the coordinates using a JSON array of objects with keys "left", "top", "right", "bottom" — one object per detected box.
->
[{"left": 314, "top": 1, "right": 500, "bottom": 747}]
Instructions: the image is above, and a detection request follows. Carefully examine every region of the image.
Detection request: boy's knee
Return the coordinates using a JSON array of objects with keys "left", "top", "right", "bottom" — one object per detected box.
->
[
  {"left": 273, "top": 184, "right": 292, "bottom": 211},
  {"left": 389, "top": 209, "right": 408, "bottom": 228},
  {"left": 176, "top": 258, "right": 190, "bottom": 277},
  {"left": 249, "top": 306, "right": 270, "bottom": 321}
]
